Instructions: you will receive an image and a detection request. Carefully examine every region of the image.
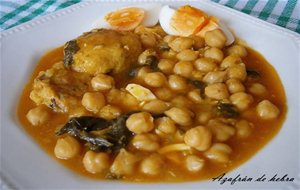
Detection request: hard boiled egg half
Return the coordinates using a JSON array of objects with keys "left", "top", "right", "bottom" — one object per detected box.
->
[
  {"left": 92, "top": 4, "right": 162, "bottom": 31},
  {"left": 159, "top": 5, "right": 235, "bottom": 45}
]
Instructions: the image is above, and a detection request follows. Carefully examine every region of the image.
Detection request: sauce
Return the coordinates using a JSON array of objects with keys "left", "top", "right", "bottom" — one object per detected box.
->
[{"left": 17, "top": 46, "right": 287, "bottom": 182}]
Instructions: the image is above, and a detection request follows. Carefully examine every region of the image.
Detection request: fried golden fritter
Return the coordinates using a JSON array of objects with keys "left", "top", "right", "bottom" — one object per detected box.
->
[
  {"left": 64, "top": 29, "right": 143, "bottom": 75},
  {"left": 30, "top": 62, "right": 92, "bottom": 113}
]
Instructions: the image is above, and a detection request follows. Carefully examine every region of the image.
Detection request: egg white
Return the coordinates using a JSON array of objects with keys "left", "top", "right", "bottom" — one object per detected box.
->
[
  {"left": 137, "top": 3, "right": 162, "bottom": 26},
  {"left": 159, "top": 5, "right": 177, "bottom": 36},
  {"left": 218, "top": 21, "right": 235, "bottom": 46}
]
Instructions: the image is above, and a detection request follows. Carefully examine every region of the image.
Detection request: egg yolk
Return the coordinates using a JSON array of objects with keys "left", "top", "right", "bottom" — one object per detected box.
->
[
  {"left": 196, "top": 17, "right": 220, "bottom": 37},
  {"left": 105, "top": 7, "right": 145, "bottom": 31},
  {"left": 170, "top": 5, "right": 209, "bottom": 36}
]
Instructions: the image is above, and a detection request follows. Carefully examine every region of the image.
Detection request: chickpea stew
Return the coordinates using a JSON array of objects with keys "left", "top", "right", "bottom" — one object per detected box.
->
[{"left": 18, "top": 5, "right": 286, "bottom": 183}]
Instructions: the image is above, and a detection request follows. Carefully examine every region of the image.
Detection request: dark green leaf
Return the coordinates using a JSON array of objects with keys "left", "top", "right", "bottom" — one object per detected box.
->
[
  {"left": 105, "top": 172, "right": 123, "bottom": 180},
  {"left": 146, "top": 55, "right": 159, "bottom": 71},
  {"left": 189, "top": 80, "right": 207, "bottom": 97},
  {"left": 128, "top": 67, "right": 140, "bottom": 78},
  {"left": 158, "top": 42, "right": 170, "bottom": 51},
  {"left": 63, "top": 40, "right": 80, "bottom": 68},
  {"left": 247, "top": 69, "right": 260, "bottom": 78},
  {"left": 56, "top": 113, "right": 136, "bottom": 153},
  {"left": 215, "top": 102, "right": 239, "bottom": 118}
]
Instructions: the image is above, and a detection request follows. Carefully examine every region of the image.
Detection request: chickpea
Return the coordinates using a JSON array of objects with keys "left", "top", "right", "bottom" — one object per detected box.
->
[
  {"left": 163, "top": 35, "right": 176, "bottom": 43},
  {"left": 194, "top": 58, "right": 217, "bottom": 72},
  {"left": 160, "top": 49, "right": 177, "bottom": 59},
  {"left": 140, "top": 32, "right": 157, "bottom": 48},
  {"left": 144, "top": 72, "right": 167, "bottom": 87},
  {"left": 205, "top": 29, "right": 226, "bottom": 49},
  {"left": 198, "top": 48, "right": 205, "bottom": 57},
  {"left": 169, "top": 37, "right": 194, "bottom": 52},
  {"left": 155, "top": 117, "right": 177, "bottom": 134},
  {"left": 227, "top": 64, "right": 247, "bottom": 81},
  {"left": 142, "top": 99, "right": 169, "bottom": 114},
  {"left": 138, "top": 49, "right": 157, "bottom": 65},
  {"left": 174, "top": 129, "right": 185, "bottom": 142},
  {"left": 173, "top": 61, "right": 194, "bottom": 78},
  {"left": 221, "top": 55, "right": 242, "bottom": 68},
  {"left": 122, "top": 92, "right": 140, "bottom": 110},
  {"left": 176, "top": 49, "right": 198, "bottom": 61},
  {"left": 184, "top": 126, "right": 212, "bottom": 151},
  {"left": 204, "top": 47, "right": 224, "bottom": 62},
  {"left": 153, "top": 87, "right": 174, "bottom": 101},
  {"left": 98, "top": 105, "right": 121, "bottom": 120},
  {"left": 83, "top": 151, "right": 110, "bottom": 174},
  {"left": 134, "top": 25, "right": 149, "bottom": 34},
  {"left": 68, "top": 105, "right": 90, "bottom": 118},
  {"left": 256, "top": 100, "right": 280, "bottom": 119},
  {"left": 226, "top": 79, "right": 245, "bottom": 94},
  {"left": 189, "top": 35, "right": 205, "bottom": 49},
  {"left": 203, "top": 71, "right": 227, "bottom": 84},
  {"left": 91, "top": 74, "right": 114, "bottom": 91},
  {"left": 185, "top": 155, "right": 205, "bottom": 172},
  {"left": 110, "top": 149, "right": 138, "bottom": 176},
  {"left": 81, "top": 92, "right": 106, "bottom": 113},
  {"left": 26, "top": 105, "right": 50, "bottom": 126},
  {"left": 164, "top": 107, "right": 193, "bottom": 126},
  {"left": 230, "top": 92, "right": 253, "bottom": 111},
  {"left": 107, "top": 89, "right": 139, "bottom": 111},
  {"left": 154, "top": 128, "right": 168, "bottom": 138},
  {"left": 54, "top": 136, "right": 80, "bottom": 160},
  {"left": 227, "top": 44, "right": 247, "bottom": 57},
  {"left": 131, "top": 134, "right": 160, "bottom": 151},
  {"left": 208, "top": 119, "right": 235, "bottom": 142},
  {"left": 140, "top": 153, "right": 164, "bottom": 175},
  {"left": 188, "top": 89, "right": 203, "bottom": 103},
  {"left": 204, "top": 143, "right": 232, "bottom": 163},
  {"left": 248, "top": 83, "right": 267, "bottom": 96},
  {"left": 126, "top": 112, "right": 154, "bottom": 134},
  {"left": 235, "top": 120, "right": 252, "bottom": 138},
  {"left": 191, "top": 70, "right": 205, "bottom": 80},
  {"left": 171, "top": 95, "right": 193, "bottom": 109},
  {"left": 164, "top": 152, "right": 185, "bottom": 165},
  {"left": 205, "top": 83, "right": 229, "bottom": 100},
  {"left": 158, "top": 59, "right": 176, "bottom": 74},
  {"left": 196, "top": 111, "right": 212, "bottom": 124},
  {"left": 137, "top": 66, "right": 152, "bottom": 78},
  {"left": 168, "top": 74, "right": 187, "bottom": 91}
]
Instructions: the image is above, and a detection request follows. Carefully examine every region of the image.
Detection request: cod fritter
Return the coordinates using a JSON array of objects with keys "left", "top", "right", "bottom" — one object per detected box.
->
[
  {"left": 64, "top": 29, "right": 143, "bottom": 75},
  {"left": 30, "top": 62, "right": 92, "bottom": 113},
  {"left": 30, "top": 29, "right": 143, "bottom": 113}
]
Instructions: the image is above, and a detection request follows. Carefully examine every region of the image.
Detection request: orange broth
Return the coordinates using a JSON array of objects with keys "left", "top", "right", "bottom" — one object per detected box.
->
[{"left": 17, "top": 46, "right": 287, "bottom": 182}]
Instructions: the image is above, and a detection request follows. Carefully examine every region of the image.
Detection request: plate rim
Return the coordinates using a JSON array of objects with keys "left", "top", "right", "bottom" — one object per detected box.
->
[{"left": 1, "top": 0, "right": 300, "bottom": 42}]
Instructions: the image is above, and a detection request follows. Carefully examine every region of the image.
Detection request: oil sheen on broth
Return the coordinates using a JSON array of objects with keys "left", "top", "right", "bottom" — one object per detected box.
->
[{"left": 18, "top": 26, "right": 286, "bottom": 182}]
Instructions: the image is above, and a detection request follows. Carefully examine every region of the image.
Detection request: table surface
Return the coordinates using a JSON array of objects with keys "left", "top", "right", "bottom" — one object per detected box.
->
[
  {"left": 0, "top": 0, "right": 299, "bottom": 189},
  {"left": 0, "top": 0, "right": 299, "bottom": 33}
]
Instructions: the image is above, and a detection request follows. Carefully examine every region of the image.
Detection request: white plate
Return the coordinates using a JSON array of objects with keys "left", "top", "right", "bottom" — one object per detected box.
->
[{"left": 1, "top": 1, "right": 300, "bottom": 189}]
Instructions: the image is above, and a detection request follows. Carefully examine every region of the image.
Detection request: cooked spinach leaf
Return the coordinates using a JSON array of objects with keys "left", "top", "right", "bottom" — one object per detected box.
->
[
  {"left": 63, "top": 40, "right": 80, "bottom": 68},
  {"left": 214, "top": 102, "right": 239, "bottom": 118},
  {"left": 56, "top": 113, "right": 136, "bottom": 153},
  {"left": 128, "top": 67, "right": 140, "bottom": 78},
  {"left": 247, "top": 69, "right": 260, "bottom": 78},
  {"left": 189, "top": 80, "right": 207, "bottom": 97},
  {"left": 152, "top": 113, "right": 166, "bottom": 119},
  {"left": 105, "top": 172, "right": 123, "bottom": 180},
  {"left": 128, "top": 55, "right": 159, "bottom": 77},
  {"left": 146, "top": 55, "right": 159, "bottom": 71},
  {"left": 158, "top": 42, "right": 170, "bottom": 51}
]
